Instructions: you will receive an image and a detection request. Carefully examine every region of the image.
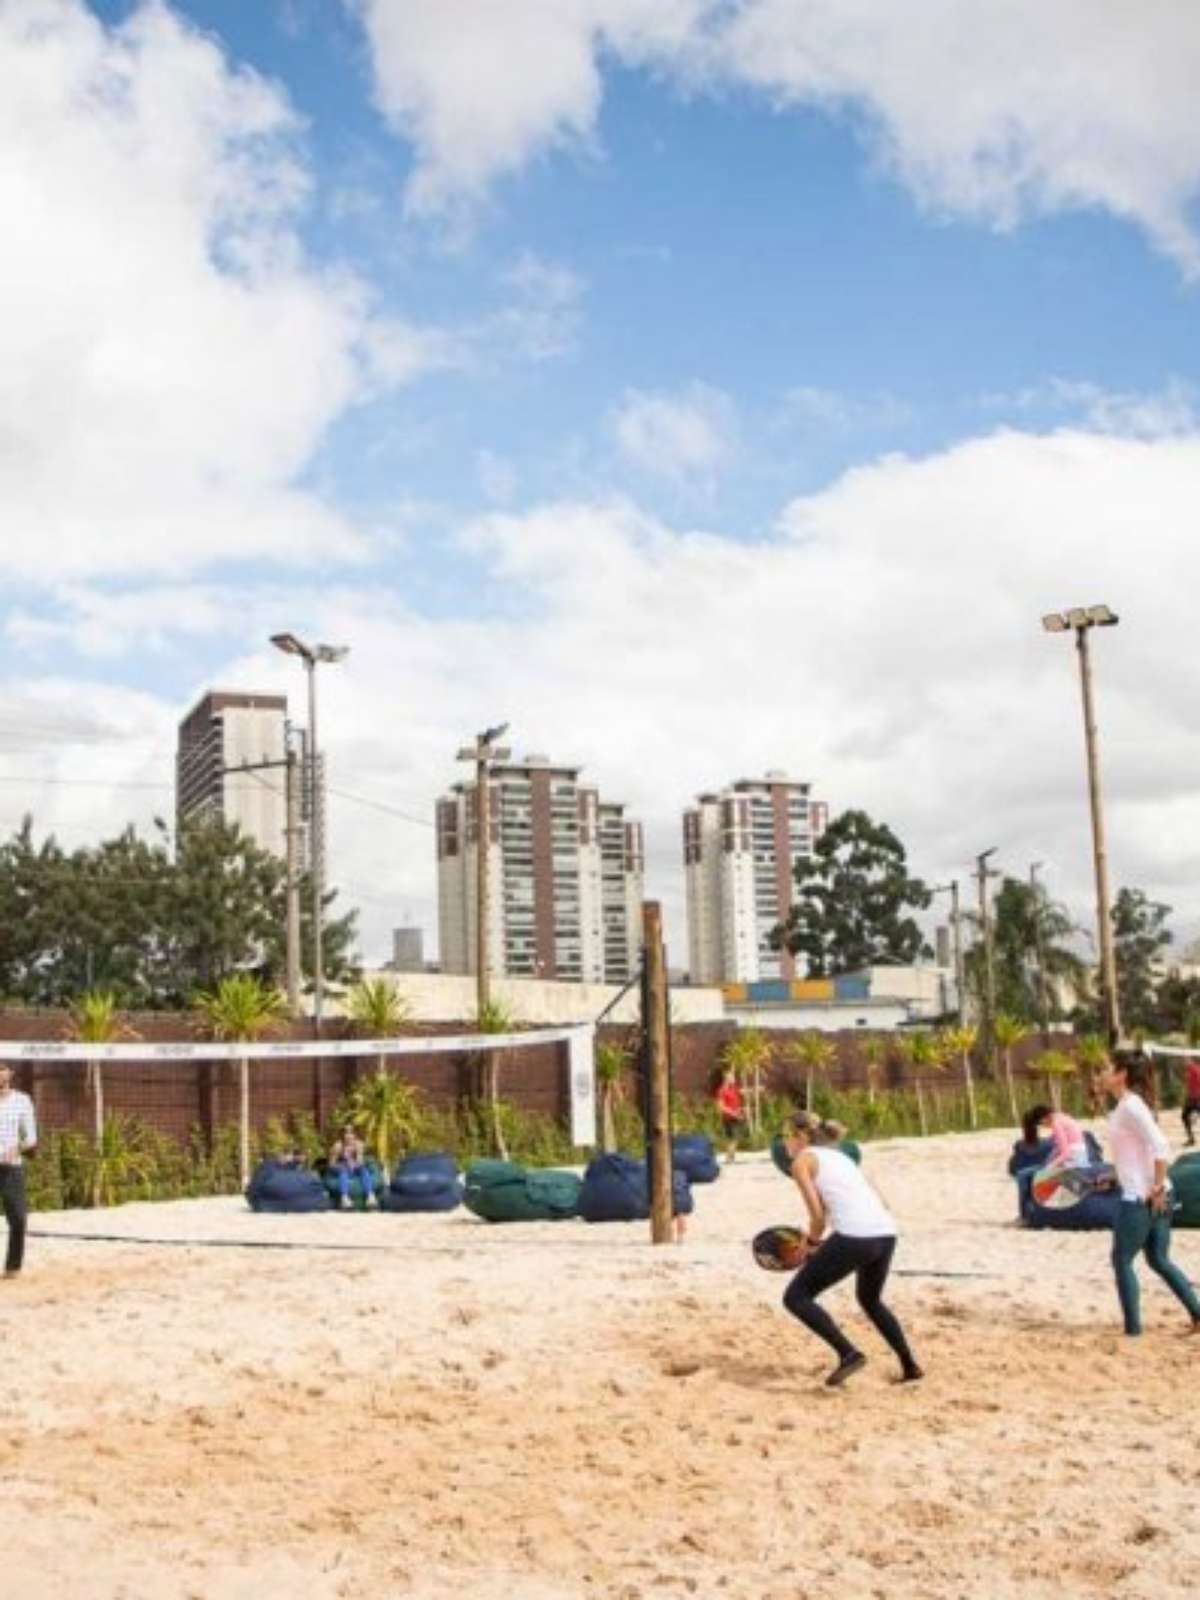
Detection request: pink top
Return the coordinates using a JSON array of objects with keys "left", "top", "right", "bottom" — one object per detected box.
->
[{"left": 1048, "top": 1110, "right": 1087, "bottom": 1167}]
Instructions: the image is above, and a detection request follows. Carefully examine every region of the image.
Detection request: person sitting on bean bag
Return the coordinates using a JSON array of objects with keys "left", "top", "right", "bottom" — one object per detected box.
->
[{"left": 328, "top": 1123, "right": 379, "bottom": 1210}]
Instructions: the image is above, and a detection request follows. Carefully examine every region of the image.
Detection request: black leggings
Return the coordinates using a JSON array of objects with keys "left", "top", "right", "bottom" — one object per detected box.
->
[
  {"left": 783, "top": 1232, "right": 916, "bottom": 1368},
  {"left": 0, "top": 1165, "right": 27, "bottom": 1274}
]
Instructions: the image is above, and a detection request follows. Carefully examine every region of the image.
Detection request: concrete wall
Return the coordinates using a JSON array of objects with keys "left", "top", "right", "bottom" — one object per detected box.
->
[{"left": 336, "top": 970, "right": 725, "bottom": 1026}]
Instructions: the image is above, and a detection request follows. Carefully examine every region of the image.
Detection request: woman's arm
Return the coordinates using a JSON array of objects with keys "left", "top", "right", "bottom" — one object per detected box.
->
[{"left": 791, "top": 1152, "right": 826, "bottom": 1240}]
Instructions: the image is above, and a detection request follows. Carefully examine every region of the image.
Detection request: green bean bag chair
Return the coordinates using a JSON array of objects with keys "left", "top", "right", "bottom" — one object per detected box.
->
[
  {"left": 463, "top": 1160, "right": 581, "bottom": 1223},
  {"left": 1169, "top": 1152, "right": 1200, "bottom": 1228}
]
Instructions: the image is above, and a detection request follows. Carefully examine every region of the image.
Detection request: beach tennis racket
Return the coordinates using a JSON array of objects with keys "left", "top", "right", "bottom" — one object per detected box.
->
[
  {"left": 1031, "top": 1163, "right": 1116, "bottom": 1209},
  {"left": 751, "top": 1225, "right": 810, "bottom": 1272}
]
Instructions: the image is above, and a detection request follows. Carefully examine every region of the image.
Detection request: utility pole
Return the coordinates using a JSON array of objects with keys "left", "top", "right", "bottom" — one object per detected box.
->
[
  {"left": 641, "top": 900, "right": 673, "bottom": 1245},
  {"left": 1041, "top": 605, "right": 1122, "bottom": 1045},
  {"left": 284, "top": 739, "right": 301, "bottom": 1016},
  {"left": 931, "top": 880, "right": 967, "bottom": 1022},
  {"left": 457, "top": 723, "right": 511, "bottom": 1017},
  {"left": 1029, "top": 861, "right": 1051, "bottom": 1046},
  {"left": 975, "top": 848, "right": 999, "bottom": 1070}
]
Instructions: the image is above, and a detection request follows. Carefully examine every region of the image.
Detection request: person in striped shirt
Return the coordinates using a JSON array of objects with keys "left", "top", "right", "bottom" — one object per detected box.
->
[{"left": 0, "top": 1061, "right": 37, "bottom": 1279}]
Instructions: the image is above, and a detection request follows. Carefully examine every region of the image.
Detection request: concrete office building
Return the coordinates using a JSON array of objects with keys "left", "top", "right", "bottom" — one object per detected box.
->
[
  {"left": 176, "top": 690, "right": 291, "bottom": 860},
  {"left": 683, "top": 772, "right": 827, "bottom": 984},
  {"left": 436, "top": 756, "right": 644, "bottom": 984}
]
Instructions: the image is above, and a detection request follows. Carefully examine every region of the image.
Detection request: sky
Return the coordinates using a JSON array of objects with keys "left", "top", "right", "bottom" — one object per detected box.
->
[{"left": 3, "top": 0, "right": 1200, "bottom": 967}]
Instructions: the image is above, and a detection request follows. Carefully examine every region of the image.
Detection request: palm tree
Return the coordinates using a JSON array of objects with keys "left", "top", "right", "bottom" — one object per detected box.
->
[
  {"left": 942, "top": 1024, "right": 979, "bottom": 1130},
  {"left": 67, "top": 990, "right": 139, "bottom": 1206},
  {"left": 343, "top": 976, "right": 414, "bottom": 1179},
  {"left": 786, "top": 1031, "right": 837, "bottom": 1112},
  {"left": 477, "top": 997, "right": 516, "bottom": 1160},
  {"left": 1037, "top": 1048, "right": 1077, "bottom": 1112},
  {"left": 193, "top": 974, "right": 286, "bottom": 1187},
  {"left": 724, "top": 1026, "right": 772, "bottom": 1135},
  {"left": 992, "top": 1013, "right": 1028, "bottom": 1128},
  {"left": 595, "top": 1040, "right": 628, "bottom": 1154},
  {"left": 896, "top": 1031, "right": 943, "bottom": 1137},
  {"left": 859, "top": 1035, "right": 888, "bottom": 1108},
  {"left": 1074, "top": 1034, "right": 1109, "bottom": 1116}
]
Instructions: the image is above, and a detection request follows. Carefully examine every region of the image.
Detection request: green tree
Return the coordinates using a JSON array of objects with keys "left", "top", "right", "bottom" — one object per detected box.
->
[
  {"left": 772, "top": 809, "right": 931, "bottom": 976},
  {"left": 1036, "top": 1048, "right": 1077, "bottom": 1111},
  {"left": 477, "top": 998, "right": 516, "bottom": 1160},
  {"left": 193, "top": 974, "right": 286, "bottom": 1187},
  {"left": 964, "top": 877, "right": 1087, "bottom": 1025},
  {"left": 342, "top": 976, "right": 415, "bottom": 1178},
  {"left": 1112, "top": 887, "right": 1173, "bottom": 1035},
  {"left": 895, "top": 1030, "right": 944, "bottom": 1137},
  {"left": 941, "top": 1024, "right": 979, "bottom": 1130},
  {"left": 595, "top": 1040, "right": 629, "bottom": 1154},
  {"left": 785, "top": 1031, "right": 837, "bottom": 1112},
  {"left": 1074, "top": 1033, "right": 1110, "bottom": 1114},
  {"left": 722, "top": 1026, "right": 772, "bottom": 1135},
  {"left": 992, "top": 1013, "right": 1028, "bottom": 1127},
  {"left": 67, "top": 990, "right": 139, "bottom": 1205},
  {"left": 858, "top": 1034, "right": 888, "bottom": 1107}
]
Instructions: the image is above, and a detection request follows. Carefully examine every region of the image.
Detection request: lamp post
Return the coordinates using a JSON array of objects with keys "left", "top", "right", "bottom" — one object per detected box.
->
[
  {"left": 270, "top": 632, "right": 349, "bottom": 1031},
  {"left": 931, "top": 880, "right": 966, "bottom": 1022},
  {"left": 457, "top": 723, "right": 511, "bottom": 1016},
  {"left": 975, "top": 848, "right": 999, "bottom": 1069},
  {"left": 1041, "top": 605, "right": 1121, "bottom": 1045}
]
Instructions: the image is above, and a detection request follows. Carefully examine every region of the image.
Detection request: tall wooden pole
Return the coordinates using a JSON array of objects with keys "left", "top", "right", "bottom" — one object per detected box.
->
[
  {"left": 1076, "top": 625, "right": 1122, "bottom": 1045},
  {"left": 285, "top": 742, "right": 301, "bottom": 1017},
  {"left": 642, "top": 901, "right": 673, "bottom": 1245},
  {"left": 476, "top": 748, "right": 491, "bottom": 1015}
]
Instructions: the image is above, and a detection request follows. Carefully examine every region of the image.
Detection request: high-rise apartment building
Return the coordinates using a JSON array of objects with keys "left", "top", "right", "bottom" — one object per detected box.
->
[
  {"left": 176, "top": 690, "right": 290, "bottom": 860},
  {"left": 436, "top": 756, "right": 644, "bottom": 984},
  {"left": 683, "top": 772, "right": 827, "bottom": 984}
]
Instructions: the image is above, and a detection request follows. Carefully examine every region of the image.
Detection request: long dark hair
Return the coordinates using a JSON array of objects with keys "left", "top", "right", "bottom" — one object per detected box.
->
[
  {"left": 1022, "top": 1104, "right": 1052, "bottom": 1145},
  {"left": 1113, "top": 1050, "right": 1157, "bottom": 1107}
]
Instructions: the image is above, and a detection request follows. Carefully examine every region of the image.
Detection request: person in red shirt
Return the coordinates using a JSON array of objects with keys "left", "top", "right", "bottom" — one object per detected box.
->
[
  {"left": 715, "top": 1066, "right": 745, "bottom": 1163},
  {"left": 1183, "top": 1058, "right": 1200, "bottom": 1147}
]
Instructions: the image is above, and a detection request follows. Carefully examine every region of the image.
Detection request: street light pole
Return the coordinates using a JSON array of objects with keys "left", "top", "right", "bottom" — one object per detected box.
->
[
  {"left": 270, "top": 633, "right": 349, "bottom": 1033},
  {"left": 457, "top": 724, "right": 511, "bottom": 1018},
  {"left": 975, "top": 848, "right": 999, "bottom": 1069},
  {"left": 1041, "top": 605, "right": 1122, "bottom": 1045}
]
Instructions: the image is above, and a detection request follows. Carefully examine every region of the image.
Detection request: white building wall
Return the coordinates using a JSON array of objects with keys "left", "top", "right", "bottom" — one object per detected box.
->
[
  {"left": 220, "top": 704, "right": 287, "bottom": 857},
  {"left": 578, "top": 791, "right": 605, "bottom": 985}
]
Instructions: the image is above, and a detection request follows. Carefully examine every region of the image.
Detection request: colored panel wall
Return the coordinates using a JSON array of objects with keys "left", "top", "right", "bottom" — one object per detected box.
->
[{"left": 790, "top": 979, "right": 835, "bottom": 1001}]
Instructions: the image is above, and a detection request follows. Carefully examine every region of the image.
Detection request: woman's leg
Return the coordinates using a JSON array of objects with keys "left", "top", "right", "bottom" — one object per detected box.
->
[
  {"left": 854, "top": 1238, "right": 921, "bottom": 1375},
  {"left": 783, "top": 1235, "right": 863, "bottom": 1361},
  {"left": 1142, "top": 1213, "right": 1200, "bottom": 1322},
  {"left": 1112, "top": 1201, "right": 1151, "bottom": 1335}
]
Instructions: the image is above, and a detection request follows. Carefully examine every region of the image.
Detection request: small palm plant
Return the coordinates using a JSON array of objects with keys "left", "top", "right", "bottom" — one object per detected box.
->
[
  {"left": 725, "top": 1026, "right": 772, "bottom": 1135},
  {"left": 477, "top": 997, "right": 517, "bottom": 1160},
  {"left": 1074, "top": 1033, "right": 1110, "bottom": 1115},
  {"left": 786, "top": 1031, "right": 837, "bottom": 1113},
  {"left": 992, "top": 1014, "right": 1028, "bottom": 1128},
  {"left": 88, "top": 1114, "right": 157, "bottom": 1208},
  {"left": 1038, "top": 1048, "right": 1077, "bottom": 1112},
  {"left": 595, "top": 1040, "right": 629, "bottom": 1154},
  {"left": 193, "top": 974, "right": 286, "bottom": 1188},
  {"left": 67, "top": 990, "right": 139, "bottom": 1206},
  {"left": 941, "top": 1024, "right": 979, "bottom": 1130},
  {"left": 897, "top": 1030, "right": 944, "bottom": 1137},
  {"left": 344, "top": 976, "right": 414, "bottom": 1177},
  {"left": 859, "top": 1034, "right": 888, "bottom": 1108}
]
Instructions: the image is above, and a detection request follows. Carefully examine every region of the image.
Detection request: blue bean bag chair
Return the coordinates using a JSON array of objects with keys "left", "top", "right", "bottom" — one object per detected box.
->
[
  {"left": 246, "top": 1161, "right": 330, "bottom": 1213},
  {"left": 463, "top": 1160, "right": 581, "bottom": 1222},
  {"left": 1017, "top": 1166, "right": 1120, "bottom": 1231},
  {"left": 672, "top": 1133, "right": 720, "bottom": 1184},
  {"left": 1169, "top": 1152, "right": 1200, "bottom": 1227},
  {"left": 1008, "top": 1131, "right": 1104, "bottom": 1178},
  {"left": 577, "top": 1152, "right": 694, "bottom": 1223},
  {"left": 322, "top": 1162, "right": 383, "bottom": 1209},
  {"left": 382, "top": 1151, "right": 462, "bottom": 1213}
]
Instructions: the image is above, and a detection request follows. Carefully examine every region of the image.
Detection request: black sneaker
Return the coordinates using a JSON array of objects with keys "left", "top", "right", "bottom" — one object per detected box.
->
[
  {"left": 825, "top": 1351, "right": 867, "bottom": 1388},
  {"left": 898, "top": 1363, "right": 925, "bottom": 1383}
]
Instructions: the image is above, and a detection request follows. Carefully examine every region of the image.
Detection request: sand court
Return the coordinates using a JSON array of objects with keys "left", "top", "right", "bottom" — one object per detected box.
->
[{"left": 5, "top": 1128, "right": 1200, "bottom": 1598}]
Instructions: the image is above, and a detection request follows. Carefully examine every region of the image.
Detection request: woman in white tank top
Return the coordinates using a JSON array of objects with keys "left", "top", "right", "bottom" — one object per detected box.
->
[{"left": 778, "top": 1110, "right": 922, "bottom": 1388}]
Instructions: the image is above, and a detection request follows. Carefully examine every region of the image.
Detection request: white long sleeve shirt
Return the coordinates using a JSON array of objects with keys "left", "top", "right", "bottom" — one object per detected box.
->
[
  {"left": 1108, "top": 1091, "right": 1170, "bottom": 1202},
  {"left": 0, "top": 1089, "right": 37, "bottom": 1166}
]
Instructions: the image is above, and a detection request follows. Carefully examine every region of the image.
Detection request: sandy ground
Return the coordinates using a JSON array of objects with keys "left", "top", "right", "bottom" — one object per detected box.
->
[{"left": 4, "top": 1126, "right": 1200, "bottom": 1600}]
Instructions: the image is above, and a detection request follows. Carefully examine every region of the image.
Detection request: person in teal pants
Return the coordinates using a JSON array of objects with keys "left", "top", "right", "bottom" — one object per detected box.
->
[{"left": 1105, "top": 1053, "right": 1200, "bottom": 1337}]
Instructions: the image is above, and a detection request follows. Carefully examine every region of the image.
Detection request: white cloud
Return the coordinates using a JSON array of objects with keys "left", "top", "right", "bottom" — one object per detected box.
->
[
  {"left": 352, "top": 0, "right": 1200, "bottom": 273},
  {"left": 613, "top": 383, "right": 736, "bottom": 487},
  {"left": 0, "top": 1, "right": 462, "bottom": 585},
  {"left": 992, "top": 378, "right": 1200, "bottom": 441}
]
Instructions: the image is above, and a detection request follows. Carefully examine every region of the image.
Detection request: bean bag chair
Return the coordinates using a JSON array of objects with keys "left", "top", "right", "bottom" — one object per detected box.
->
[
  {"left": 463, "top": 1160, "right": 581, "bottom": 1223},
  {"left": 322, "top": 1162, "right": 383, "bottom": 1210},
  {"left": 1009, "top": 1131, "right": 1104, "bottom": 1178},
  {"left": 672, "top": 1133, "right": 720, "bottom": 1184},
  {"left": 577, "top": 1152, "right": 694, "bottom": 1223},
  {"left": 246, "top": 1161, "right": 330, "bottom": 1213},
  {"left": 1017, "top": 1167, "right": 1120, "bottom": 1231},
  {"left": 1169, "top": 1152, "right": 1200, "bottom": 1228},
  {"left": 381, "top": 1151, "right": 462, "bottom": 1213},
  {"left": 770, "top": 1134, "right": 862, "bottom": 1177}
]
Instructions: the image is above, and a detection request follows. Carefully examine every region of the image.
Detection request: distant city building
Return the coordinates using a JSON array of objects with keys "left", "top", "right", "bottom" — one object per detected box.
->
[
  {"left": 391, "top": 926, "right": 425, "bottom": 973},
  {"left": 176, "top": 690, "right": 290, "bottom": 860},
  {"left": 436, "top": 755, "right": 644, "bottom": 984},
  {"left": 683, "top": 772, "right": 827, "bottom": 984}
]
